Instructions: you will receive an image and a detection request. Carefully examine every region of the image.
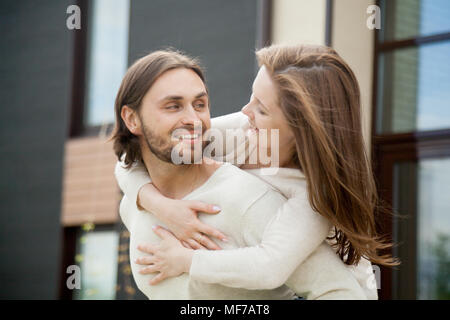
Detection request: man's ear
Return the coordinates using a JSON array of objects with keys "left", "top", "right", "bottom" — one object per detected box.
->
[{"left": 121, "top": 105, "right": 142, "bottom": 135}]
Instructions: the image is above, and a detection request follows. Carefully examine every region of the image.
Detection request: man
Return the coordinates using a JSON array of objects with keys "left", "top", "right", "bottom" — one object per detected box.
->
[{"left": 112, "top": 50, "right": 366, "bottom": 299}]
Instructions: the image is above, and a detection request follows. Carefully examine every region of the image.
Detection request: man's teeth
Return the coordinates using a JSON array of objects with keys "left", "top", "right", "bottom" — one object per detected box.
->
[{"left": 180, "top": 134, "right": 200, "bottom": 139}]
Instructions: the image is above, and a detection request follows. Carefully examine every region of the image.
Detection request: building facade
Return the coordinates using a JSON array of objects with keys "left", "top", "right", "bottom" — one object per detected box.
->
[{"left": 0, "top": 0, "right": 448, "bottom": 300}]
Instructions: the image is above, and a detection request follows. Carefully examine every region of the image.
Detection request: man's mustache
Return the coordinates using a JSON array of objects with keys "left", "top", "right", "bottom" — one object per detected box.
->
[{"left": 171, "top": 124, "right": 206, "bottom": 135}]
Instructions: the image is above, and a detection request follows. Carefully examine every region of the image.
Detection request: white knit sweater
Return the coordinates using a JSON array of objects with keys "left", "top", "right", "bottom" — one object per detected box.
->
[{"left": 115, "top": 112, "right": 378, "bottom": 300}]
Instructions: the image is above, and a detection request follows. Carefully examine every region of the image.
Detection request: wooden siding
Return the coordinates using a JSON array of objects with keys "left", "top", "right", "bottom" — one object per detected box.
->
[{"left": 61, "top": 136, "right": 120, "bottom": 226}]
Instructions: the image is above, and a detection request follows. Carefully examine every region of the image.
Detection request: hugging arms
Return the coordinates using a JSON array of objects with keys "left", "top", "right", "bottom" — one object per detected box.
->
[{"left": 115, "top": 112, "right": 375, "bottom": 299}]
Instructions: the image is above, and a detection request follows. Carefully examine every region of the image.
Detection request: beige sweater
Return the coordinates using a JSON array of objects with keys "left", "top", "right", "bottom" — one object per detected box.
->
[
  {"left": 115, "top": 112, "right": 377, "bottom": 300},
  {"left": 118, "top": 162, "right": 367, "bottom": 299}
]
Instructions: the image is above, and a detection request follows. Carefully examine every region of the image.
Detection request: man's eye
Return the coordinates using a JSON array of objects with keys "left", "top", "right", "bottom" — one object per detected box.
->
[
  {"left": 166, "top": 105, "right": 179, "bottom": 110},
  {"left": 258, "top": 107, "right": 266, "bottom": 115},
  {"left": 195, "top": 103, "right": 206, "bottom": 109}
]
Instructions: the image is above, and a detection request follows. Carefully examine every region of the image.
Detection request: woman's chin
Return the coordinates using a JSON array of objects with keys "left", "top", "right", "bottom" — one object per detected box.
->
[{"left": 247, "top": 127, "right": 259, "bottom": 136}]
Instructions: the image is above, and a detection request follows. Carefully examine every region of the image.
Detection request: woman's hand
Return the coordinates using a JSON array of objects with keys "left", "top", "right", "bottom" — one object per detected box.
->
[
  {"left": 136, "top": 226, "right": 195, "bottom": 285},
  {"left": 138, "top": 184, "right": 228, "bottom": 250}
]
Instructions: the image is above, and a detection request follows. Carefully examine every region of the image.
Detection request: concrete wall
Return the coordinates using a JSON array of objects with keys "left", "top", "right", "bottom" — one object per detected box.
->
[
  {"left": 332, "top": 0, "right": 376, "bottom": 151},
  {"left": 0, "top": 0, "right": 73, "bottom": 299},
  {"left": 271, "top": 0, "right": 327, "bottom": 45},
  {"left": 128, "top": 0, "right": 259, "bottom": 117}
]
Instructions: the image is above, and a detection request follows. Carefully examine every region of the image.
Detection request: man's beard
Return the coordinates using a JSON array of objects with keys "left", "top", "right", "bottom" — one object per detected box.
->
[{"left": 140, "top": 120, "right": 209, "bottom": 165}]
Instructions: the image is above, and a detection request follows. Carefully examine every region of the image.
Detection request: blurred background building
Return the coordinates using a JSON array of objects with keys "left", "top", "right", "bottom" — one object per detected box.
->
[{"left": 0, "top": 0, "right": 448, "bottom": 300}]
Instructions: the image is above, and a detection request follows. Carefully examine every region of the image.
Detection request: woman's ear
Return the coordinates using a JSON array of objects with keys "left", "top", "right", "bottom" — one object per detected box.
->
[{"left": 121, "top": 105, "right": 142, "bottom": 135}]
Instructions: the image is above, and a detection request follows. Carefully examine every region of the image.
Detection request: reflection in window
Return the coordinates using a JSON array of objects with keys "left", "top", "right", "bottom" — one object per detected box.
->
[
  {"left": 377, "top": 40, "right": 450, "bottom": 133},
  {"left": 85, "top": 0, "right": 130, "bottom": 127},
  {"left": 72, "top": 228, "right": 119, "bottom": 300},
  {"left": 416, "top": 158, "right": 450, "bottom": 299},
  {"left": 393, "top": 158, "right": 450, "bottom": 299},
  {"left": 381, "top": 0, "right": 450, "bottom": 42}
]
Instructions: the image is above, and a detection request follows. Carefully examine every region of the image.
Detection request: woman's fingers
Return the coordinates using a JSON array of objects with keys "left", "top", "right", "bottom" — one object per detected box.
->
[
  {"left": 197, "top": 223, "right": 228, "bottom": 243},
  {"left": 135, "top": 256, "right": 156, "bottom": 265},
  {"left": 152, "top": 225, "right": 175, "bottom": 240},
  {"left": 190, "top": 201, "right": 221, "bottom": 215},
  {"left": 195, "top": 232, "right": 221, "bottom": 250},
  {"left": 186, "top": 238, "right": 207, "bottom": 250},
  {"left": 149, "top": 273, "right": 167, "bottom": 285},
  {"left": 181, "top": 241, "right": 193, "bottom": 249},
  {"left": 139, "top": 265, "right": 159, "bottom": 275},
  {"left": 137, "top": 243, "right": 156, "bottom": 254}
]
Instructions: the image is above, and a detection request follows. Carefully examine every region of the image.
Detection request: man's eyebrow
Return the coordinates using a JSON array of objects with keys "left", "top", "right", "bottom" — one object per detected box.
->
[
  {"left": 158, "top": 91, "right": 208, "bottom": 103},
  {"left": 158, "top": 95, "right": 183, "bottom": 103},
  {"left": 195, "top": 92, "right": 208, "bottom": 99}
]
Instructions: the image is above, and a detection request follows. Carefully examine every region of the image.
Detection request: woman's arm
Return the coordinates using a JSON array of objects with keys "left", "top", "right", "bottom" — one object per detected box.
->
[
  {"left": 137, "top": 195, "right": 332, "bottom": 290},
  {"left": 209, "top": 111, "right": 254, "bottom": 166},
  {"left": 189, "top": 195, "right": 331, "bottom": 289},
  {"left": 114, "top": 160, "right": 152, "bottom": 208},
  {"left": 114, "top": 160, "right": 227, "bottom": 250}
]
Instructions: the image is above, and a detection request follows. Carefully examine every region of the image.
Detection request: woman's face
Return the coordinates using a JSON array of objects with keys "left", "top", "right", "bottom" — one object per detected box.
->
[{"left": 241, "top": 66, "right": 295, "bottom": 163}]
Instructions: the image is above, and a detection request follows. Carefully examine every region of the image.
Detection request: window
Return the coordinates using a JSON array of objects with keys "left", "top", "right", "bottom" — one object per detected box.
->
[
  {"left": 72, "top": 225, "right": 119, "bottom": 300},
  {"left": 381, "top": 0, "right": 450, "bottom": 42},
  {"left": 392, "top": 158, "right": 450, "bottom": 299},
  {"left": 373, "top": 0, "right": 450, "bottom": 300},
  {"left": 377, "top": 40, "right": 450, "bottom": 134},
  {"left": 70, "top": 0, "right": 130, "bottom": 136},
  {"left": 84, "top": 0, "right": 130, "bottom": 129}
]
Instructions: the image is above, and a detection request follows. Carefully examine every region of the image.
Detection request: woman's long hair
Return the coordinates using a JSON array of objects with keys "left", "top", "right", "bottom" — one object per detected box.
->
[{"left": 256, "top": 44, "right": 398, "bottom": 266}]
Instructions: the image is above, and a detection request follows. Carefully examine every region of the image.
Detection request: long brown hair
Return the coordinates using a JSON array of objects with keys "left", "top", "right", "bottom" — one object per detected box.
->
[
  {"left": 111, "top": 49, "right": 206, "bottom": 168},
  {"left": 256, "top": 44, "right": 398, "bottom": 266}
]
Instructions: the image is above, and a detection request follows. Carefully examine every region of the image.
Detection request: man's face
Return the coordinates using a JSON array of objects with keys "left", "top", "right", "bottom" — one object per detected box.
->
[{"left": 137, "top": 68, "right": 211, "bottom": 164}]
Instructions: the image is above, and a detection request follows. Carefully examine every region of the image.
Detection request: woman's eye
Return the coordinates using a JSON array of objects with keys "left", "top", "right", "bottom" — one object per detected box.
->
[
  {"left": 258, "top": 107, "right": 266, "bottom": 115},
  {"left": 166, "top": 105, "right": 179, "bottom": 110}
]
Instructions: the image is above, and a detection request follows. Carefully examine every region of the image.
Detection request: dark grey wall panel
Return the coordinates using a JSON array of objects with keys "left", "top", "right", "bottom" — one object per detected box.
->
[
  {"left": 128, "top": 0, "right": 258, "bottom": 117},
  {"left": 0, "top": 0, "right": 74, "bottom": 299}
]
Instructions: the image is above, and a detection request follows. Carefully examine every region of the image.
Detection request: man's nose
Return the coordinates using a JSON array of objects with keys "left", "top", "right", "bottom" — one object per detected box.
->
[{"left": 181, "top": 105, "right": 201, "bottom": 126}]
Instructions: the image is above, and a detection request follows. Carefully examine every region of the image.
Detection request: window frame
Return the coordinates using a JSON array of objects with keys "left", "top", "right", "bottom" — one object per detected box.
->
[
  {"left": 59, "top": 224, "right": 119, "bottom": 299},
  {"left": 68, "top": 0, "right": 88, "bottom": 137},
  {"left": 68, "top": 0, "right": 123, "bottom": 138},
  {"left": 372, "top": 0, "right": 450, "bottom": 300}
]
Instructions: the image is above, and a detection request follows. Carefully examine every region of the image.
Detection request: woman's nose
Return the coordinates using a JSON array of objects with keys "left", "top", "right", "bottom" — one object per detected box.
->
[{"left": 241, "top": 103, "right": 253, "bottom": 120}]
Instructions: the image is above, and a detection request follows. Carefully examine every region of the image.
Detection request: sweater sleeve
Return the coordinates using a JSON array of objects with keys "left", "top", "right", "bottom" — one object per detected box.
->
[
  {"left": 189, "top": 193, "right": 331, "bottom": 290},
  {"left": 114, "top": 160, "right": 152, "bottom": 207},
  {"left": 209, "top": 111, "right": 254, "bottom": 165}
]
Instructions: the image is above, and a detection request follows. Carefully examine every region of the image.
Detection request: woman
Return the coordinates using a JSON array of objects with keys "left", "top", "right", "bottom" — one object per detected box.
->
[{"left": 115, "top": 44, "right": 397, "bottom": 299}]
